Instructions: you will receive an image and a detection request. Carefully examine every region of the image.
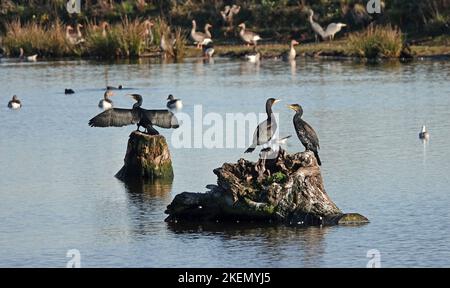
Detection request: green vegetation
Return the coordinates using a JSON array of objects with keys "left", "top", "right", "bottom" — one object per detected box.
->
[
  {"left": 265, "top": 172, "right": 288, "bottom": 185},
  {"left": 348, "top": 25, "right": 403, "bottom": 58},
  {"left": 0, "top": 1, "right": 448, "bottom": 59}
]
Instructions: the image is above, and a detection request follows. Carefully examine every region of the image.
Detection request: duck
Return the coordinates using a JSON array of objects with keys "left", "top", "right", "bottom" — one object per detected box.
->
[
  {"left": 98, "top": 90, "right": 114, "bottom": 110},
  {"left": 65, "top": 89, "right": 75, "bottom": 94},
  {"left": 238, "top": 23, "right": 261, "bottom": 46},
  {"left": 202, "top": 38, "right": 215, "bottom": 58},
  {"left": 106, "top": 85, "right": 123, "bottom": 90},
  {"left": 191, "top": 20, "right": 212, "bottom": 48},
  {"left": 166, "top": 94, "right": 183, "bottom": 110},
  {"left": 7, "top": 95, "right": 22, "bottom": 109},
  {"left": 419, "top": 126, "right": 430, "bottom": 141},
  {"left": 282, "top": 40, "right": 299, "bottom": 61},
  {"left": 19, "top": 48, "right": 37, "bottom": 62},
  {"left": 245, "top": 47, "right": 261, "bottom": 63}
]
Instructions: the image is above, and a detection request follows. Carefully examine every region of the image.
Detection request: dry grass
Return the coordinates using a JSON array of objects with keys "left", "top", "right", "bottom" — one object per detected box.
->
[{"left": 348, "top": 25, "right": 403, "bottom": 59}]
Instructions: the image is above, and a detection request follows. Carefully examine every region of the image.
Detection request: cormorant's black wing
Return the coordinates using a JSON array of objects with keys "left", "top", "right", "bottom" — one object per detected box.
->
[
  {"left": 294, "top": 116, "right": 320, "bottom": 150},
  {"left": 142, "top": 109, "right": 180, "bottom": 129},
  {"left": 89, "top": 108, "right": 138, "bottom": 127}
]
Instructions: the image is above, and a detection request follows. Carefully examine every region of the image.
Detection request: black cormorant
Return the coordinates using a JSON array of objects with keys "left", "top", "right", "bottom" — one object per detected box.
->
[
  {"left": 7, "top": 95, "right": 22, "bottom": 109},
  {"left": 245, "top": 98, "right": 281, "bottom": 153},
  {"left": 166, "top": 94, "right": 183, "bottom": 110},
  {"left": 288, "top": 104, "right": 321, "bottom": 165},
  {"left": 89, "top": 94, "right": 180, "bottom": 135},
  {"left": 98, "top": 90, "right": 114, "bottom": 110},
  {"left": 65, "top": 89, "right": 75, "bottom": 94}
]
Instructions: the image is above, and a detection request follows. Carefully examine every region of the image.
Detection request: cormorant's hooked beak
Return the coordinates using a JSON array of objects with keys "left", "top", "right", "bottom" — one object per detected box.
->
[
  {"left": 287, "top": 104, "right": 297, "bottom": 111},
  {"left": 273, "top": 99, "right": 281, "bottom": 105}
]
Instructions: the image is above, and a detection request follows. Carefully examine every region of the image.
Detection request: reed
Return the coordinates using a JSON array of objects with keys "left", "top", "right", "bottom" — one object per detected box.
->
[{"left": 348, "top": 25, "right": 403, "bottom": 59}]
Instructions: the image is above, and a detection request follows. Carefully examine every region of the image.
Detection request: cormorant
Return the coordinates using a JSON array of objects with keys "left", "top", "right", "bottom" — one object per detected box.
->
[
  {"left": 166, "top": 94, "right": 183, "bottom": 110},
  {"left": 8, "top": 95, "right": 22, "bottom": 109},
  {"left": 89, "top": 94, "right": 180, "bottom": 135},
  {"left": 419, "top": 126, "right": 430, "bottom": 141},
  {"left": 65, "top": 88, "right": 75, "bottom": 94},
  {"left": 288, "top": 104, "right": 321, "bottom": 165},
  {"left": 98, "top": 90, "right": 114, "bottom": 110},
  {"left": 245, "top": 98, "right": 281, "bottom": 153}
]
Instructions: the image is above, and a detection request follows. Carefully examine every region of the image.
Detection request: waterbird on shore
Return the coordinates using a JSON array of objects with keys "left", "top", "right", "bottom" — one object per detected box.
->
[
  {"left": 19, "top": 48, "right": 37, "bottom": 62},
  {"left": 308, "top": 9, "right": 346, "bottom": 41},
  {"left": 98, "top": 90, "right": 114, "bottom": 110},
  {"left": 238, "top": 23, "right": 261, "bottom": 46},
  {"left": 419, "top": 126, "right": 430, "bottom": 141},
  {"left": 287, "top": 104, "right": 321, "bottom": 166},
  {"left": 66, "top": 24, "right": 85, "bottom": 45},
  {"left": 221, "top": 4, "right": 241, "bottom": 36},
  {"left": 191, "top": 20, "right": 213, "bottom": 49},
  {"left": 143, "top": 19, "right": 155, "bottom": 46},
  {"left": 7, "top": 95, "right": 22, "bottom": 109},
  {"left": 65, "top": 88, "right": 75, "bottom": 94},
  {"left": 282, "top": 40, "right": 300, "bottom": 61},
  {"left": 89, "top": 94, "right": 180, "bottom": 135},
  {"left": 166, "top": 94, "right": 183, "bottom": 111},
  {"left": 245, "top": 98, "right": 281, "bottom": 153}
]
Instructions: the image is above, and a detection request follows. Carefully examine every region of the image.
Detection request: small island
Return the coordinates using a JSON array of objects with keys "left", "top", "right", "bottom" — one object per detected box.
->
[{"left": 165, "top": 149, "right": 368, "bottom": 226}]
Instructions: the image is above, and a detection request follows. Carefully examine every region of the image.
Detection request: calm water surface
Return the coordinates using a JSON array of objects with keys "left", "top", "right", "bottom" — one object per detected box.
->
[{"left": 0, "top": 57, "right": 449, "bottom": 267}]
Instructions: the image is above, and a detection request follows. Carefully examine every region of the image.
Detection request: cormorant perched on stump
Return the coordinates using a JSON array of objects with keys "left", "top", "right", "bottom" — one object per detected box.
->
[
  {"left": 245, "top": 98, "right": 281, "bottom": 153},
  {"left": 288, "top": 104, "right": 321, "bottom": 166},
  {"left": 89, "top": 94, "right": 180, "bottom": 135}
]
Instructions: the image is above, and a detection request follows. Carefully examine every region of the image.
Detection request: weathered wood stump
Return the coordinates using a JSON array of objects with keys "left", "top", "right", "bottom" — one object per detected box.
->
[
  {"left": 165, "top": 149, "right": 368, "bottom": 226},
  {"left": 116, "top": 131, "right": 174, "bottom": 181}
]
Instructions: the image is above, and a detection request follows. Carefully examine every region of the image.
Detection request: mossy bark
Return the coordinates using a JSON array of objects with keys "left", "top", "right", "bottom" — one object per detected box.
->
[{"left": 116, "top": 131, "right": 174, "bottom": 181}]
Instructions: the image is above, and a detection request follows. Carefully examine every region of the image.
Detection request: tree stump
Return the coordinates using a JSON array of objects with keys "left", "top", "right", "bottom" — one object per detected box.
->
[
  {"left": 165, "top": 149, "right": 368, "bottom": 227},
  {"left": 115, "top": 131, "right": 174, "bottom": 181}
]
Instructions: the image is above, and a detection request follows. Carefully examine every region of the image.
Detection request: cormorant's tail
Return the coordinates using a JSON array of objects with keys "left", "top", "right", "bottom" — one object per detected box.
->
[{"left": 314, "top": 151, "right": 322, "bottom": 166}]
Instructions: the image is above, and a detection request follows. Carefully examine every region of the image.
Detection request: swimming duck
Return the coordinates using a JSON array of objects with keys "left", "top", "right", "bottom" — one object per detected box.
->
[
  {"left": 98, "top": 90, "right": 114, "bottom": 110},
  {"left": 7, "top": 95, "right": 22, "bottom": 109},
  {"left": 166, "top": 94, "right": 183, "bottom": 110},
  {"left": 419, "top": 126, "right": 430, "bottom": 141}
]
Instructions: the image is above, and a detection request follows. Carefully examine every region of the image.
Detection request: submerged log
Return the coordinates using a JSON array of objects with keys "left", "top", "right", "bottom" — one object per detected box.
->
[
  {"left": 165, "top": 149, "right": 368, "bottom": 226},
  {"left": 116, "top": 131, "right": 174, "bottom": 181}
]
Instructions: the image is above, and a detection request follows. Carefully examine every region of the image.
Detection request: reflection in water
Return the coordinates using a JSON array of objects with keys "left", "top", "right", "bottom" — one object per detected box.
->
[
  {"left": 123, "top": 178, "right": 173, "bottom": 237},
  {"left": 290, "top": 60, "right": 296, "bottom": 76},
  {"left": 167, "top": 222, "right": 329, "bottom": 267}
]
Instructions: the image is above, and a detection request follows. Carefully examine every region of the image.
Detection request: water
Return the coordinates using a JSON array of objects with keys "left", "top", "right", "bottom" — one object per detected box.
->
[{"left": 0, "top": 58, "right": 449, "bottom": 267}]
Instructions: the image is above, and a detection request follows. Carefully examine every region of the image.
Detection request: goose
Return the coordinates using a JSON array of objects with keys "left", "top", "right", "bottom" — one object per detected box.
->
[
  {"left": 238, "top": 23, "right": 261, "bottom": 46},
  {"left": 66, "top": 25, "right": 79, "bottom": 44},
  {"left": 7, "top": 95, "right": 22, "bottom": 109},
  {"left": 282, "top": 40, "right": 299, "bottom": 61},
  {"left": 220, "top": 4, "right": 241, "bottom": 36},
  {"left": 101, "top": 21, "right": 109, "bottom": 38},
  {"left": 191, "top": 20, "right": 212, "bottom": 48},
  {"left": 160, "top": 31, "right": 176, "bottom": 58},
  {"left": 98, "top": 90, "right": 114, "bottom": 110},
  {"left": 245, "top": 98, "right": 281, "bottom": 153},
  {"left": 287, "top": 104, "right": 321, "bottom": 166},
  {"left": 143, "top": 20, "right": 154, "bottom": 46},
  {"left": 89, "top": 94, "right": 180, "bottom": 135},
  {"left": 166, "top": 94, "right": 183, "bottom": 110},
  {"left": 19, "top": 48, "right": 37, "bottom": 62},
  {"left": 419, "top": 126, "right": 430, "bottom": 141}
]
